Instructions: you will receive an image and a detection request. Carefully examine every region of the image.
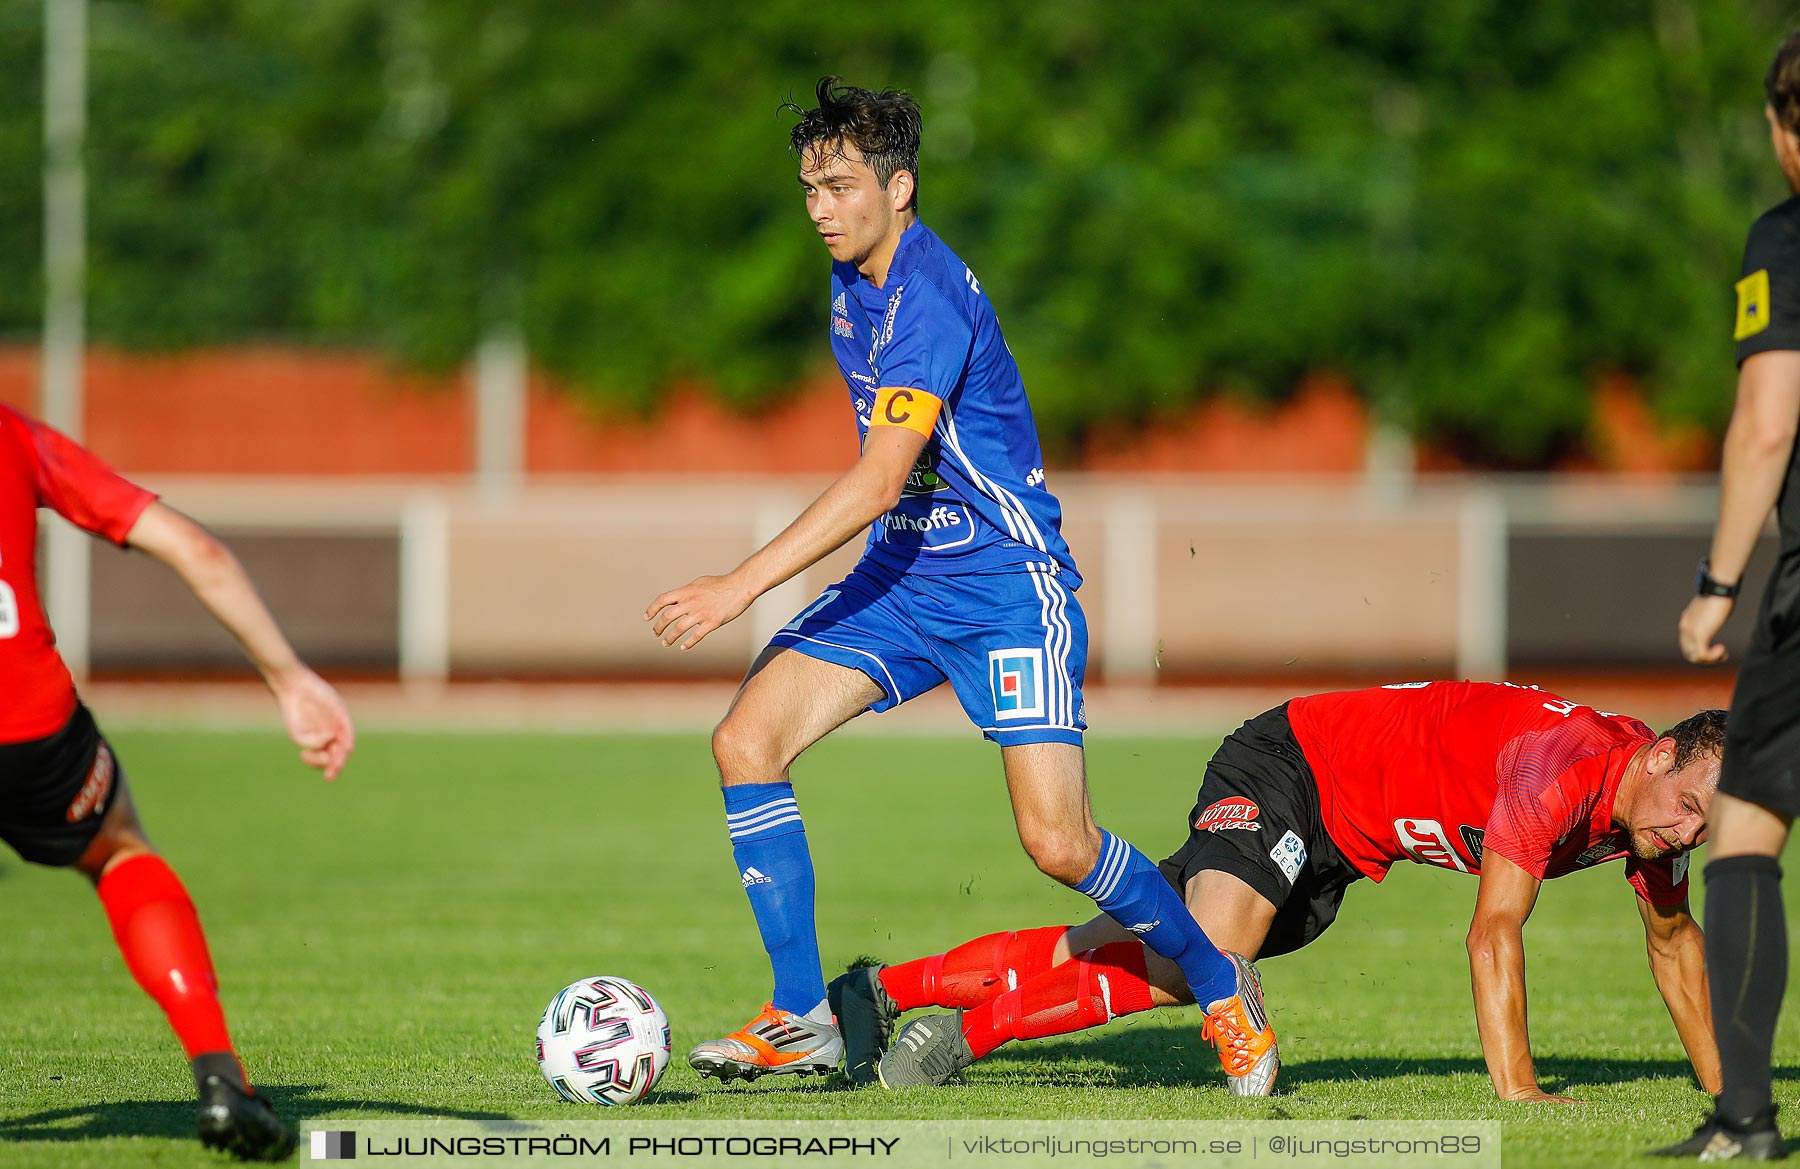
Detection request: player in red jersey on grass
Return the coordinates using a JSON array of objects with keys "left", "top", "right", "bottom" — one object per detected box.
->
[
  {"left": 847, "top": 681, "right": 1724, "bottom": 1103},
  {"left": 0, "top": 405, "right": 354, "bottom": 1161}
]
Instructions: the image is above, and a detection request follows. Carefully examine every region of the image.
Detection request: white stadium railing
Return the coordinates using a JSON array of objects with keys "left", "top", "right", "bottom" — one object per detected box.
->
[{"left": 42, "top": 473, "right": 1746, "bottom": 684}]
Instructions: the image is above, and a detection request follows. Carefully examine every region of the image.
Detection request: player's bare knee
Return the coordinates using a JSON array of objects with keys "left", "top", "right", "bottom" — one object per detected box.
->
[
  {"left": 75, "top": 827, "right": 154, "bottom": 883},
  {"left": 1022, "top": 827, "right": 1094, "bottom": 886},
  {"left": 73, "top": 779, "right": 153, "bottom": 882},
  {"left": 710, "top": 715, "right": 787, "bottom": 785}
]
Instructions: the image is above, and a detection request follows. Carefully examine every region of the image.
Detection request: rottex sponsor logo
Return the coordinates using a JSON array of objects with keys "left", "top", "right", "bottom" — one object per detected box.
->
[{"left": 1194, "top": 797, "right": 1261, "bottom": 832}]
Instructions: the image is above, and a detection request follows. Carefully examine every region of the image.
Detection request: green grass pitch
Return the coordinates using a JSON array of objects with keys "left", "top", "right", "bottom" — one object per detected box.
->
[{"left": 0, "top": 726, "right": 1795, "bottom": 1167}]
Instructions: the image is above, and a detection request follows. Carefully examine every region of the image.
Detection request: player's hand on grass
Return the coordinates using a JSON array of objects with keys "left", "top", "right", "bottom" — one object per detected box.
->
[
  {"left": 271, "top": 667, "right": 355, "bottom": 781},
  {"left": 647, "top": 575, "right": 754, "bottom": 650},
  {"left": 1677, "top": 594, "right": 1735, "bottom": 664}
]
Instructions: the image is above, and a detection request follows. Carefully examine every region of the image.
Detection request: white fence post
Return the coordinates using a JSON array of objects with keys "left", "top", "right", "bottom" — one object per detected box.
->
[
  {"left": 1101, "top": 489, "right": 1159, "bottom": 683},
  {"left": 748, "top": 493, "right": 809, "bottom": 657},
  {"left": 41, "top": 0, "right": 85, "bottom": 438},
  {"left": 44, "top": 519, "right": 89, "bottom": 680},
  {"left": 399, "top": 492, "right": 450, "bottom": 690},
  {"left": 1457, "top": 487, "right": 1508, "bottom": 680},
  {"left": 473, "top": 324, "right": 527, "bottom": 506}
]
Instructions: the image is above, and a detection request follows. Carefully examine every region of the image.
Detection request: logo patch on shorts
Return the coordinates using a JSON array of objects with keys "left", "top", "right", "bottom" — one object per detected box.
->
[
  {"left": 989, "top": 648, "right": 1045, "bottom": 720},
  {"left": 1269, "top": 830, "right": 1306, "bottom": 884},
  {"left": 1194, "top": 797, "right": 1261, "bottom": 832},
  {"left": 65, "top": 744, "right": 114, "bottom": 823}
]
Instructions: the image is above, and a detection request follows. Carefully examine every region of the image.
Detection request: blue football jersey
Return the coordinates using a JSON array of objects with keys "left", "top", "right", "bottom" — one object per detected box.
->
[{"left": 828, "top": 222, "right": 1079, "bottom": 583}]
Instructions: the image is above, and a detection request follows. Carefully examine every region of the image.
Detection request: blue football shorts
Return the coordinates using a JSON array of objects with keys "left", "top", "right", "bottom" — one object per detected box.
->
[{"left": 767, "top": 558, "right": 1087, "bottom": 746}]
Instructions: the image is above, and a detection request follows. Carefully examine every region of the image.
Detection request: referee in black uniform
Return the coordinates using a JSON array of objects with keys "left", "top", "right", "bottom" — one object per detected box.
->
[{"left": 1654, "top": 30, "right": 1800, "bottom": 1162}]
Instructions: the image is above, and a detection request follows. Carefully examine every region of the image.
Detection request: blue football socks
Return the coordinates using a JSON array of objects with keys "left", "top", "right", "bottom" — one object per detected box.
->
[
  {"left": 1076, "top": 828, "right": 1237, "bottom": 1007},
  {"left": 722, "top": 782, "right": 827, "bottom": 1017}
]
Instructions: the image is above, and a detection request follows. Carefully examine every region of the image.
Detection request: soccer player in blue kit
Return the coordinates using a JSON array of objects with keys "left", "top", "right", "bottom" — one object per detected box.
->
[{"left": 646, "top": 77, "right": 1273, "bottom": 1094}]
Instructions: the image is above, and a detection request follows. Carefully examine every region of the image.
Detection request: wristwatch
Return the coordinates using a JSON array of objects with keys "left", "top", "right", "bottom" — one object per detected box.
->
[{"left": 1695, "top": 558, "right": 1741, "bottom": 599}]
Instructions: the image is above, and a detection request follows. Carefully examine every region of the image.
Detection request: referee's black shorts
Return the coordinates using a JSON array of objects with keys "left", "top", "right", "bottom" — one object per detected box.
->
[
  {"left": 0, "top": 703, "right": 124, "bottom": 867},
  {"left": 1159, "top": 704, "right": 1364, "bottom": 959},
  {"left": 1721, "top": 549, "right": 1800, "bottom": 818}
]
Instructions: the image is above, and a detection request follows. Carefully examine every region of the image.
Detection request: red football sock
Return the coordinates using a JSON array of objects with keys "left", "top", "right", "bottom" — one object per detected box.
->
[
  {"left": 881, "top": 926, "right": 1067, "bottom": 1010},
  {"left": 962, "top": 941, "right": 1155, "bottom": 1059},
  {"left": 96, "top": 854, "right": 236, "bottom": 1065}
]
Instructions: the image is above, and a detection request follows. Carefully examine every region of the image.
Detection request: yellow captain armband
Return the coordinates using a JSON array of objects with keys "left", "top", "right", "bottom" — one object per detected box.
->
[
  {"left": 870, "top": 386, "right": 943, "bottom": 437},
  {"left": 1736, "top": 269, "right": 1771, "bottom": 341}
]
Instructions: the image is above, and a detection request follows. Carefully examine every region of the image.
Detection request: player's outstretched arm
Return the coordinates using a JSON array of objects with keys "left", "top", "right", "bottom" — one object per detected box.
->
[
  {"left": 125, "top": 501, "right": 354, "bottom": 780},
  {"left": 1637, "top": 896, "right": 1722, "bottom": 1095},
  {"left": 1679, "top": 350, "right": 1800, "bottom": 663},
  {"left": 1466, "top": 851, "right": 1572, "bottom": 1103},
  {"left": 647, "top": 423, "right": 930, "bottom": 650}
]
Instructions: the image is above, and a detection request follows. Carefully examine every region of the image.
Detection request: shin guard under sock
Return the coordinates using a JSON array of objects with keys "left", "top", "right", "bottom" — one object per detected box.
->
[
  {"left": 880, "top": 926, "right": 1068, "bottom": 1010},
  {"left": 722, "top": 782, "right": 826, "bottom": 1016},
  {"left": 962, "top": 942, "right": 1156, "bottom": 1059},
  {"left": 97, "top": 854, "right": 234, "bottom": 1061},
  {"left": 1705, "top": 855, "right": 1787, "bottom": 1122}
]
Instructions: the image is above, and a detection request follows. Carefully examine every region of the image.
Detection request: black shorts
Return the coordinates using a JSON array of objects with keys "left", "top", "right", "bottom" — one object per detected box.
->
[
  {"left": 0, "top": 704, "right": 124, "bottom": 867},
  {"left": 1721, "top": 549, "right": 1800, "bottom": 818},
  {"left": 1159, "top": 704, "right": 1364, "bottom": 959}
]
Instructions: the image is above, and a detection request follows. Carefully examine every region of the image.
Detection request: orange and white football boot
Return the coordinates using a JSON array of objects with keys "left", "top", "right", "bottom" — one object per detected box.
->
[
  {"left": 1200, "top": 951, "right": 1279, "bottom": 1097},
  {"left": 688, "top": 1003, "right": 843, "bottom": 1082}
]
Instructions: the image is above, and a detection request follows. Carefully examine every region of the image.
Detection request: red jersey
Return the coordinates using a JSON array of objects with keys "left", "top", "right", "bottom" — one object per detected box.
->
[
  {"left": 0, "top": 406, "right": 156, "bottom": 743},
  {"left": 1288, "top": 681, "right": 1687, "bottom": 905}
]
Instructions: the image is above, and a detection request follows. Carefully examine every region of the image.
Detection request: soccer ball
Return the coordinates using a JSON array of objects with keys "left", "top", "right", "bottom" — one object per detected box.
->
[{"left": 536, "top": 977, "right": 672, "bottom": 1106}]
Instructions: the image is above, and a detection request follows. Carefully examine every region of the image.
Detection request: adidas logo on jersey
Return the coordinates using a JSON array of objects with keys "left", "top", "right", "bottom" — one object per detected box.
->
[{"left": 741, "top": 867, "right": 772, "bottom": 887}]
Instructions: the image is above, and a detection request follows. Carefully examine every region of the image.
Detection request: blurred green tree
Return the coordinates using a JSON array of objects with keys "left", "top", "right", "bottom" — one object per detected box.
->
[{"left": 0, "top": 0, "right": 1789, "bottom": 463}]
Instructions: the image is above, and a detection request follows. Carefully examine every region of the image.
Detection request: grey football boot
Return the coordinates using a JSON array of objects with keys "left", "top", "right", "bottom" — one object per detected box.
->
[{"left": 877, "top": 1011, "right": 974, "bottom": 1089}]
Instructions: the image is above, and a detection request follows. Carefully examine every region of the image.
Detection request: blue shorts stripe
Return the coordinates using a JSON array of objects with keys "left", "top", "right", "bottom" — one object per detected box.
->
[
  {"left": 1026, "top": 567, "right": 1061, "bottom": 724},
  {"left": 1045, "top": 568, "right": 1074, "bottom": 724},
  {"left": 1047, "top": 569, "right": 1066, "bottom": 720},
  {"left": 1029, "top": 563, "right": 1076, "bottom": 725}
]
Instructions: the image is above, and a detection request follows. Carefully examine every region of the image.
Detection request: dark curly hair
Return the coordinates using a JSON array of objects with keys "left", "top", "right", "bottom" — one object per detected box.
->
[
  {"left": 785, "top": 76, "right": 921, "bottom": 212},
  {"left": 1767, "top": 31, "right": 1800, "bottom": 134},
  {"left": 1657, "top": 708, "right": 1728, "bottom": 773}
]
